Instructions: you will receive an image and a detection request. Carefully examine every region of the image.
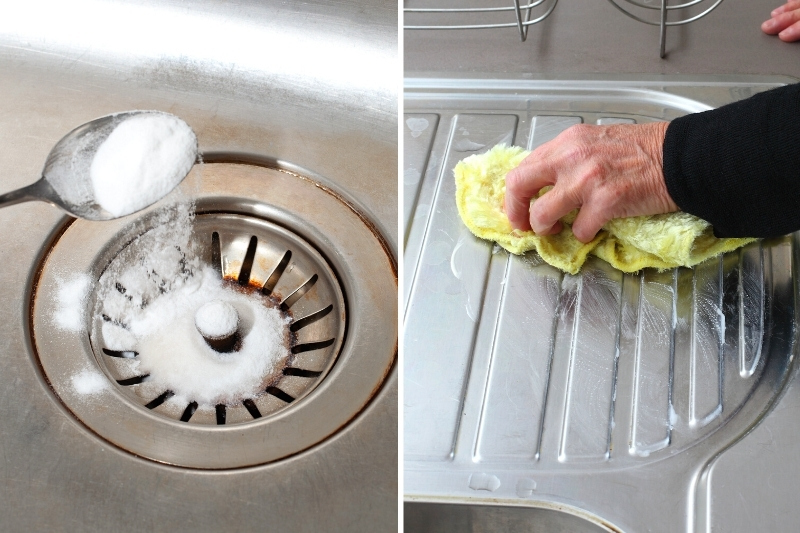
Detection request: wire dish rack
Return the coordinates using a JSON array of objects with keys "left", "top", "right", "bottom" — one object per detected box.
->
[
  {"left": 609, "top": 0, "right": 726, "bottom": 58},
  {"left": 404, "top": 0, "right": 725, "bottom": 57},
  {"left": 404, "top": 0, "right": 559, "bottom": 42}
]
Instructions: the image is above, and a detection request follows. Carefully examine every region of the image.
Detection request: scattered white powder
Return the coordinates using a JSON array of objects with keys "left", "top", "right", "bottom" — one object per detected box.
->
[
  {"left": 54, "top": 274, "right": 92, "bottom": 332},
  {"left": 195, "top": 300, "right": 239, "bottom": 339},
  {"left": 94, "top": 203, "right": 291, "bottom": 406},
  {"left": 90, "top": 113, "right": 197, "bottom": 217},
  {"left": 71, "top": 369, "right": 108, "bottom": 396}
]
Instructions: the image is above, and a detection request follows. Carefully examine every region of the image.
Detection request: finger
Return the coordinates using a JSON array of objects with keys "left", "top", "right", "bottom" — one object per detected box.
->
[
  {"left": 504, "top": 162, "right": 557, "bottom": 231},
  {"left": 528, "top": 186, "right": 580, "bottom": 236},
  {"left": 772, "top": 1, "right": 800, "bottom": 16},
  {"left": 762, "top": 8, "right": 800, "bottom": 34},
  {"left": 570, "top": 203, "right": 608, "bottom": 244},
  {"left": 779, "top": 18, "right": 800, "bottom": 40},
  {"left": 532, "top": 219, "right": 563, "bottom": 236}
]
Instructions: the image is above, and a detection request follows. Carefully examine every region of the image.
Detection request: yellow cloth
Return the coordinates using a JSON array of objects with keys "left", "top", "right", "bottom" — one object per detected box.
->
[{"left": 454, "top": 144, "right": 755, "bottom": 275}]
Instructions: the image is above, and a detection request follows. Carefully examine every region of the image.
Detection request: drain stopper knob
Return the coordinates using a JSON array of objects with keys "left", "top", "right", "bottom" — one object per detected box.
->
[{"left": 195, "top": 300, "right": 239, "bottom": 353}]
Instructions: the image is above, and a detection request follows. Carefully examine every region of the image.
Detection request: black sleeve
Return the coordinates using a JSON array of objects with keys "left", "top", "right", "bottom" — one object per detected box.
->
[{"left": 663, "top": 82, "right": 800, "bottom": 238}]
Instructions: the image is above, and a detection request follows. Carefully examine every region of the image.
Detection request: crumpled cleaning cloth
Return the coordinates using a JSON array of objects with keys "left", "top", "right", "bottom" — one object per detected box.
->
[{"left": 454, "top": 144, "right": 755, "bottom": 275}]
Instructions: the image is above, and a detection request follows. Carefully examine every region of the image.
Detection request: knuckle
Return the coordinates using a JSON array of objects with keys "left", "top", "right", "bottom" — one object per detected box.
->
[
  {"left": 575, "top": 165, "right": 601, "bottom": 189},
  {"left": 563, "top": 143, "right": 588, "bottom": 163},
  {"left": 564, "top": 139, "right": 598, "bottom": 164},
  {"left": 570, "top": 123, "right": 591, "bottom": 136},
  {"left": 559, "top": 124, "right": 586, "bottom": 143},
  {"left": 589, "top": 190, "right": 619, "bottom": 221},
  {"left": 590, "top": 197, "right": 613, "bottom": 221},
  {"left": 505, "top": 169, "right": 519, "bottom": 191},
  {"left": 505, "top": 169, "right": 526, "bottom": 197}
]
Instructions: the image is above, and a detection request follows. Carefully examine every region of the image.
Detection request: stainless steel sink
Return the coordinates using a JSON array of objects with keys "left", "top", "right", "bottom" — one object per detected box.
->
[
  {"left": 0, "top": 2, "right": 396, "bottom": 531},
  {"left": 404, "top": 76, "right": 799, "bottom": 532},
  {"left": 405, "top": 502, "right": 613, "bottom": 532}
]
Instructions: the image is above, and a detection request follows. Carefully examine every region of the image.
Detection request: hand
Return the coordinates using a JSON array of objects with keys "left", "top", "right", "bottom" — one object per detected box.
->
[
  {"left": 762, "top": 1, "right": 800, "bottom": 41},
  {"left": 504, "top": 122, "right": 677, "bottom": 243}
]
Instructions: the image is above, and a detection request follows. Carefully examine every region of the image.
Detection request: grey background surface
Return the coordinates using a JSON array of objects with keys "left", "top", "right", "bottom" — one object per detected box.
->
[{"left": 405, "top": 0, "right": 800, "bottom": 79}]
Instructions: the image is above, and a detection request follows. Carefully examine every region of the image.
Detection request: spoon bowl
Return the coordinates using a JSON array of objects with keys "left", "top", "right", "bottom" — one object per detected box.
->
[{"left": 0, "top": 110, "right": 198, "bottom": 220}]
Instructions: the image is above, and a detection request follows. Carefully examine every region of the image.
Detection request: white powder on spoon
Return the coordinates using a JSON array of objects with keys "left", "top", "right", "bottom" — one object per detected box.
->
[{"left": 90, "top": 113, "right": 197, "bottom": 217}]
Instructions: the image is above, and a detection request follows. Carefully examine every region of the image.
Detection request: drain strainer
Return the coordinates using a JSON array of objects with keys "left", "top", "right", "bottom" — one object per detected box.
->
[
  {"left": 29, "top": 162, "right": 396, "bottom": 469},
  {"left": 90, "top": 212, "right": 346, "bottom": 426}
]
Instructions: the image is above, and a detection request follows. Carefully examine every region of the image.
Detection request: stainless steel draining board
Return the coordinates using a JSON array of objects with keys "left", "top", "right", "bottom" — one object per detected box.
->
[{"left": 403, "top": 76, "right": 800, "bottom": 532}]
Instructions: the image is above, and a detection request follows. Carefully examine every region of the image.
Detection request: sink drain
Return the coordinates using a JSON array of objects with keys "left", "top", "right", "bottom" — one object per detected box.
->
[
  {"left": 90, "top": 211, "right": 346, "bottom": 426},
  {"left": 29, "top": 162, "right": 396, "bottom": 469}
]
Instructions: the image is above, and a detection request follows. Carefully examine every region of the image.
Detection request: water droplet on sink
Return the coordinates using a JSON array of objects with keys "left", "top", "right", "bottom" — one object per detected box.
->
[
  {"left": 404, "top": 168, "right": 420, "bottom": 186},
  {"left": 406, "top": 117, "right": 429, "bottom": 138},
  {"left": 516, "top": 478, "right": 537, "bottom": 498},
  {"left": 469, "top": 473, "right": 501, "bottom": 492},
  {"left": 444, "top": 279, "right": 462, "bottom": 295},
  {"left": 424, "top": 241, "right": 451, "bottom": 266}
]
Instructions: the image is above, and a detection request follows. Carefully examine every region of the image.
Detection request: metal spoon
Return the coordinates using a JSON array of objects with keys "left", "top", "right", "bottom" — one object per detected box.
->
[{"left": 0, "top": 110, "right": 198, "bottom": 221}]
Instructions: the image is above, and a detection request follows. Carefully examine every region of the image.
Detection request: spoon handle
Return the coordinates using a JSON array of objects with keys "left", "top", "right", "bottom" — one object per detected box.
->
[{"left": 0, "top": 181, "right": 41, "bottom": 210}]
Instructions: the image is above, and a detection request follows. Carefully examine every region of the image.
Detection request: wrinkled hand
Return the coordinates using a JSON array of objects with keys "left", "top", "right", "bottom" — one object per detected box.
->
[
  {"left": 504, "top": 122, "right": 677, "bottom": 243},
  {"left": 762, "top": 1, "right": 800, "bottom": 41}
]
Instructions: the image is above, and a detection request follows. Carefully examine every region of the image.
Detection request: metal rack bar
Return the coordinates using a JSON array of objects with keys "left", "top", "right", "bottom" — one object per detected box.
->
[
  {"left": 405, "top": 0, "right": 558, "bottom": 40},
  {"left": 607, "top": 0, "right": 725, "bottom": 58},
  {"left": 406, "top": 0, "right": 546, "bottom": 13},
  {"left": 405, "top": 0, "right": 723, "bottom": 55},
  {"left": 607, "top": 0, "right": 725, "bottom": 27}
]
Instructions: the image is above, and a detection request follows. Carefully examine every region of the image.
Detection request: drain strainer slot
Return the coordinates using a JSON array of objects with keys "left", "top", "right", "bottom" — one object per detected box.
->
[
  {"left": 90, "top": 213, "right": 346, "bottom": 426},
  {"left": 30, "top": 162, "right": 396, "bottom": 469}
]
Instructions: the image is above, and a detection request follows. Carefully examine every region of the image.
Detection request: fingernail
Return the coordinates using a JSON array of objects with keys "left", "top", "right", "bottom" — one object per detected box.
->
[{"left": 763, "top": 19, "right": 776, "bottom": 30}]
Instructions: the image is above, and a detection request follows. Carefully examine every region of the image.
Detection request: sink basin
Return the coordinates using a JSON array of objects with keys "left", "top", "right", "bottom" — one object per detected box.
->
[
  {"left": 406, "top": 502, "right": 613, "bottom": 533},
  {"left": 0, "top": 2, "right": 396, "bottom": 531}
]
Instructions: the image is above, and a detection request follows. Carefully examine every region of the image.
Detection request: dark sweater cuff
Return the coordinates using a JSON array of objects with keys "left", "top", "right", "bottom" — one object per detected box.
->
[
  {"left": 660, "top": 83, "right": 800, "bottom": 239},
  {"left": 662, "top": 117, "right": 694, "bottom": 219}
]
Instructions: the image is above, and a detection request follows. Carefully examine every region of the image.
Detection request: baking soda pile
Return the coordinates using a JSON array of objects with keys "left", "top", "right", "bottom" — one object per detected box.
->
[
  {"left": 90, "top": 113, "right": 197, "bottom": 217},
  {"left": 90, "top": 202, "right": 291, "bottom": 405},
  {"left": 195, "top": 300, "right": 239, "bottom": 339},
  {"left": 71, "top": 369, "right": 108, "bottom": 396}
]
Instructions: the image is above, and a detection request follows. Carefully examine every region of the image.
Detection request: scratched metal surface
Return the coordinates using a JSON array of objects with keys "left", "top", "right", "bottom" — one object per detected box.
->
[
  {"left": 0, "top": 1, "right": 397, "bottom": 531},
  {"left": 403, "top": 77, "right": 799, "bottom": 532}
]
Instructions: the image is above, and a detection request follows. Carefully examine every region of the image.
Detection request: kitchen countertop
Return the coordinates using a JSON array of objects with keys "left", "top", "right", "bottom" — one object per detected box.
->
[{"left": 405, "top": 0, "right": 800, "bottom": 80}]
